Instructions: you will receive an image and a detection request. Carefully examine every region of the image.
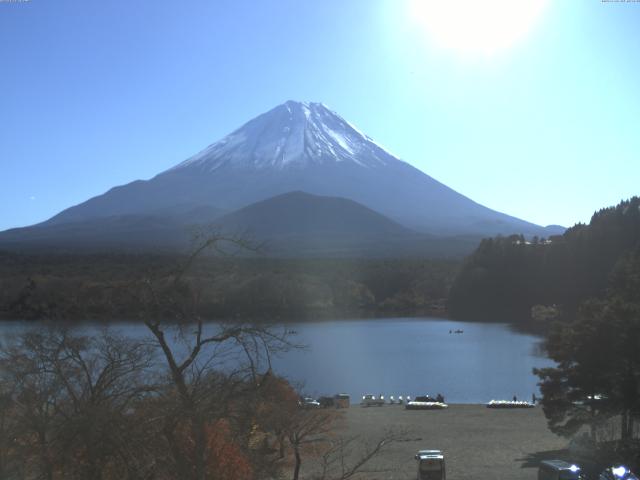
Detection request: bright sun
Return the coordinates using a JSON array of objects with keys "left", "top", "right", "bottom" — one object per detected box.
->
[{"left": 409, "top": 0, "right": 548, "bottom": 56}]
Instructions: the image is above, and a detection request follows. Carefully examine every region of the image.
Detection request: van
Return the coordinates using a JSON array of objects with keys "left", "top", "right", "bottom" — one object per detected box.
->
[
  {"left": 415, "top": 450, "right": 445, "bottom": 480},
  {"left": 334, "top": 393, "right": 350, "bottom": 408},
  {"left": 539, "top": 460, "right": 582, "bottom": 480}
]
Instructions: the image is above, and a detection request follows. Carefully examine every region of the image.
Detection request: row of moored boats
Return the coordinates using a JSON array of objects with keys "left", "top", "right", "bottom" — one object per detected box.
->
[{"left": 361, "top": 395, "right": 537, "bottom": 409}]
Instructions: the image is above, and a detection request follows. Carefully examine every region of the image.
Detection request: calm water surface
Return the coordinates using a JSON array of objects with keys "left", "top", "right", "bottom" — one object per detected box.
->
[
  {"left": 0, "top": 317, "right": 552, "bottom": 404},
  {"left": 271, "top": 317, "right": 552, "bottom": 403}
]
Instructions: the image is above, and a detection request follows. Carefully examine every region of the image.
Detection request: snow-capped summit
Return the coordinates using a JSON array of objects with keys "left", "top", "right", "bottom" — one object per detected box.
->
[
  {"left": 35, "top": 100, "right": 557, "bottom": 239},
  {"left": 170, "top": 101, "right": 399, "bottom": 172}
]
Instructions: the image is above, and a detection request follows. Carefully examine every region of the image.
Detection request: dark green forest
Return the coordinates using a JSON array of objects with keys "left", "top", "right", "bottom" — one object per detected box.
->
[
  {"left": 0, "top": 254, "right": 457, "bottom": 321},
  {"left": 448, "top": 197, "right": 640, "bottom": 324},
  {"left": 4, "top": 197, "right": 639, "bottom": 326},
  {"left": 532, "top": 212, "right": 640, "bottom": 471}
]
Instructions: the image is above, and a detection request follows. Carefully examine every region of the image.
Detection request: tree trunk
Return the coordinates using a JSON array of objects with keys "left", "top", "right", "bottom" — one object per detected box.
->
[
  {"left": 163, "top": 420, "right": 192, "bottom": 480},
  {"left": 194, "top": 417, "right": 207, "bottom": 480},
  {"left": 86, "top": 440, "right": 102, "bottom": 480},
  {"left": 279, "top": 433, "right": 286, "bottom": 459},
  {"left": 38, "top": 429, "right": 53, "bottom": 480},
  {"left": 621, "top": 409, "right": 630, "bottom": 441},
  {"left": 292, "top": 444, "right": 301, "bottom": 480}
]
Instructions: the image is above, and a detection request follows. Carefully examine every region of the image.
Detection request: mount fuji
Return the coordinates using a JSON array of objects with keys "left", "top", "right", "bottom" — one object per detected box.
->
[{"left": 0, "top": 101, "right": 562, "bottom": 254}]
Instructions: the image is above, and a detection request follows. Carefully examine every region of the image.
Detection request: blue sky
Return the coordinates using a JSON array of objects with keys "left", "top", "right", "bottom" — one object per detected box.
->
[{"left": 1, "top": 0, "right": 639, "bottom": 231}]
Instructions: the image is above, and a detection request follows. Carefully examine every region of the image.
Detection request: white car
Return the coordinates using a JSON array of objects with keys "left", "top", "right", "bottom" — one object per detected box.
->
[{"left": 301, "top": 397, "right": 321, "bottom": 408}]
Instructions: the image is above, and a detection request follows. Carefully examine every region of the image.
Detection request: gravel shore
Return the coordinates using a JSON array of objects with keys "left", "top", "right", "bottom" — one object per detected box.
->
[{"left": 326, "top": 404, "right": 570, "bottom": 480}]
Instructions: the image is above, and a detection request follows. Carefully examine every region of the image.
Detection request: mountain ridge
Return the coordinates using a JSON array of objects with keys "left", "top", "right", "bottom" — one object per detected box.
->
[
  {"left": 0, "top": 191, "right": 482, "bottom": 257},
  {"left": 7, "top": 100, "right": 563, "bottom": 246},
  {"left": 214, "top": 190, "right": 415, "bottom": 238}
]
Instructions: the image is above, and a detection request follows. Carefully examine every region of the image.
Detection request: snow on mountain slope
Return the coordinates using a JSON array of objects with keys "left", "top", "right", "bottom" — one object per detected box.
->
[
  {"left": 169, "top": 101, "right": 396, "bottom": 172},
  {"left": 37, "top": 100, "right": 558, "bottom": 237}
]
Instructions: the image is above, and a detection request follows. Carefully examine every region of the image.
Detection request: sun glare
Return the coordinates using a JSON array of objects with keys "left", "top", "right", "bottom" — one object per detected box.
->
[{"left": 409, "top": 0, "right": 548, "bottom": 56}]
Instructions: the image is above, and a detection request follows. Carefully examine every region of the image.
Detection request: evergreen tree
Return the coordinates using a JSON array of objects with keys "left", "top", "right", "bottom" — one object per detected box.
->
[
  {"left": 449, "top": 197, "right": 640, "bottom": 322},
  {"left": 534, "top": 247, "right": 640, "bottom": 444}
]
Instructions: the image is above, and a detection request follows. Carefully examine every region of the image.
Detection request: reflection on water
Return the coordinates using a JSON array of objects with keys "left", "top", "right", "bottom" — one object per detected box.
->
[{"left": 0, "top": 317, "right": 552, "bottom": 404}]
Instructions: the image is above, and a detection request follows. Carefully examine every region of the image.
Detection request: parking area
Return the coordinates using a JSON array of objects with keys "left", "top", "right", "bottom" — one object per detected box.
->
[{"left": 328, "top": 404, "right": 569, "bottom": 480}]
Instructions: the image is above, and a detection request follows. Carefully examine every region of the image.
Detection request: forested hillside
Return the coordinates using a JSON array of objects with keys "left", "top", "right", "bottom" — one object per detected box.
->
[
  {"left": 0, "top": 254, "right": 457, "bottom": 321},
  {"left": 448, "top": 197, "right": 640, "bottom": 323}
]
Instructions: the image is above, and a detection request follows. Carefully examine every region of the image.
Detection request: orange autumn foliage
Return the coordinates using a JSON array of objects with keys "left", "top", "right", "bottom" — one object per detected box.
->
[
  {"left": 256, "top": 375, "right": 299, "bottom": 427},
  {"left": 205, "top": 419, "right": 253, "bottom": 480}
]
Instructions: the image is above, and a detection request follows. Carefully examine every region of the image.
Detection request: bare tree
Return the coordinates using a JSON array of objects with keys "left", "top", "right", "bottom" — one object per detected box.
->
[
  {"left": 1, "top": 329, "right": 69, "bottom": 480},
  {"left": 0, "top": 371, "right": 23, "bottom": 479},
  {"left": 254, "top": 373, "right": 300, "bottom": 460},
  {"left": 279, "top": 401, "right": 406, "bottom": 480},
  {"left": 285, "top": 408, "right": 337, "bottom": 480},
  {"left": 0, "top": 231, "right": 300, "bottom": 480},
  {"left": 0, "top": 379, "right": 12, "bottom": 479},
  {"left": 312, "top": 430, "right": 406, "bottom": 480},
  {"left": 138, "top": 231, "right": 294, "bottom": 480},
  {"left": 0, "top": 327, "right": 156, "bottom": 480}
]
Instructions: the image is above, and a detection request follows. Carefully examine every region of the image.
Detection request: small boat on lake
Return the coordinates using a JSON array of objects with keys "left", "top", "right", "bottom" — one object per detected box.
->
[
  {"left": 406, "top": 395, "right": 448, "bottom": 410},
  {"left": 486, "top": 399, "right": 535, "bottom": 409}
]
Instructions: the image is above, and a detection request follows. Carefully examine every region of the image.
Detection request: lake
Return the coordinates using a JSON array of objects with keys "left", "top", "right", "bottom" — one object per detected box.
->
[
  {"left": 270, "top": 317, "right": 552, "bottom": 404},
  {"left": 0, "top": 317, "right": 552, "bottom": 404}
]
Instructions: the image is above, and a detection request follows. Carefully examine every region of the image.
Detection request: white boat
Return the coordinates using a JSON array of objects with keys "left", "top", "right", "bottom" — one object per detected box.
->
[
  {"left": 486, "top": 399, "right": 535, "bottom": 409},
  {"left": 406, "top": 396, "right": 448, "bottom": 410}
]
